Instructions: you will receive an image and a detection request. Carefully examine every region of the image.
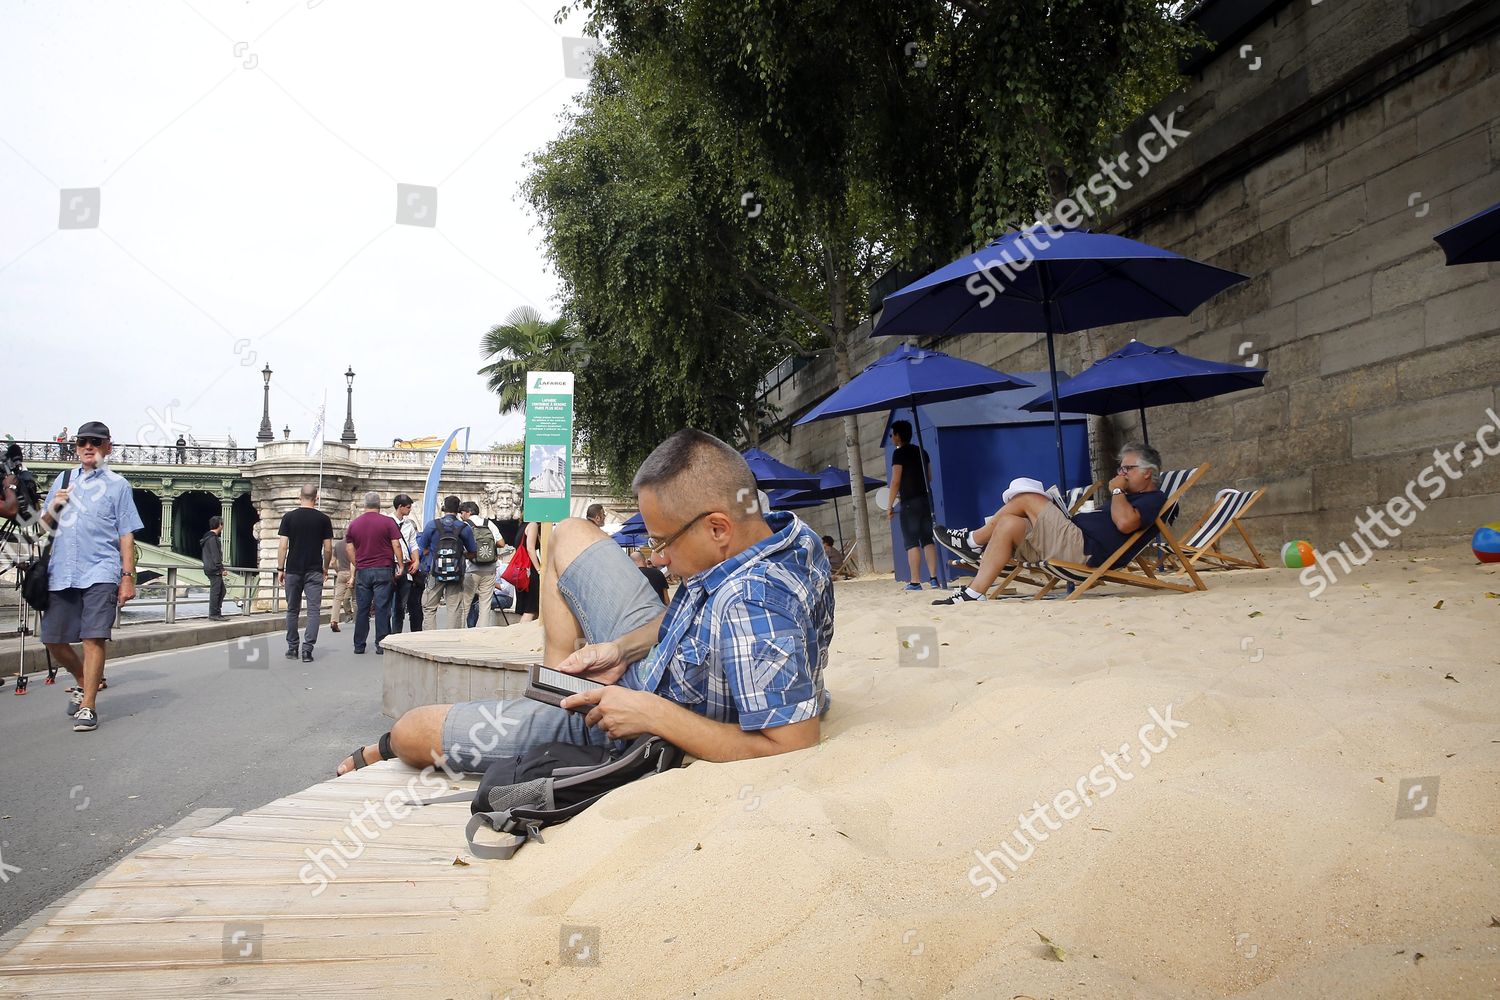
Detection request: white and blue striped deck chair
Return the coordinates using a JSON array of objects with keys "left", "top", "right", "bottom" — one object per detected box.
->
[
  {"left": 1173, "top": 487, "right": 1268, "bottom": 570},
  {"left": 961, "top": 481, "right": 1101, "bottom": 596},
  {"left": 1026, "top": 463, "right": 1212, "bottom": 601}
]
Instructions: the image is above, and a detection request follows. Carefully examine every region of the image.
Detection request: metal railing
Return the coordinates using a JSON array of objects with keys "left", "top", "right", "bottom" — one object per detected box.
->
[
  {"left": 11, "top": 440, "right": 257, "bottom": 467},
  {"left": 121, "top": 562, "right": 307, "bottom": 625}
]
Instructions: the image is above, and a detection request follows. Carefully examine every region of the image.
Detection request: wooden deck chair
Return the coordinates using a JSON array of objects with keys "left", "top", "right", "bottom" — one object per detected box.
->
[
  {"left": 1023, "top": 463, "right": 1212, "bottom": 601},
  {"left": 1168, "top": 487, "right": 1268, "bottom": 570}
]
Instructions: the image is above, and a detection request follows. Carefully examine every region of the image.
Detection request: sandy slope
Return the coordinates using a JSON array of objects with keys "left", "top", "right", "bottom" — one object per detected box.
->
[{"left": 436, "top": 547, "right": 1499, "bottom": 999}]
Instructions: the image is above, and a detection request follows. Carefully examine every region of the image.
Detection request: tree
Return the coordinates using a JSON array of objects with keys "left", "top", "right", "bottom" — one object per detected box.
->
[
  {"left": 543, "top": 0, "right": 1200, "bottom": 562},
  {"left": 478, "top": 307, "right": 582, "bottom": 415}
]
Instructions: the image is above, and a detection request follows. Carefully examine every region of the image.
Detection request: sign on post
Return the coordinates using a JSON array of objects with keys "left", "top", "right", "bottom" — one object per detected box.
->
[{"left": 522, "top": 371, "right": 574, "bottom": 524}]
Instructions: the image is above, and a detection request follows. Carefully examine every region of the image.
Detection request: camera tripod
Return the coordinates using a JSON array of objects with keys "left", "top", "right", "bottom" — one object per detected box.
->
[{"left": 2, "top": 517, "right": 57, "bottom": 695}]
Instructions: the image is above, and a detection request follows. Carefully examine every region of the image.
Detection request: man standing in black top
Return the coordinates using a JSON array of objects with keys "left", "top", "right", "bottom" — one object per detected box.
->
[
  {"left": 630, "top": 547, "right": 670, "bottom": 603},
  {"left": 201, "top": 515, "right": 227, "bottom": 620},
  {"left": 887, "top": 419, "right": 939, "bottom": 591},
  {"left": 277, "top": 485, "right": 334, "bottom": 660}
]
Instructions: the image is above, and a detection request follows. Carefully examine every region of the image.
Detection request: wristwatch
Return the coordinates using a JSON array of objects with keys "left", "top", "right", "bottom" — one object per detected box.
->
[
  {"left": 122, "top": 571, "right": 136, "bottom": 579},
  {"left": 1111, "top": 488, "right": 1124, "bottom": 496}
]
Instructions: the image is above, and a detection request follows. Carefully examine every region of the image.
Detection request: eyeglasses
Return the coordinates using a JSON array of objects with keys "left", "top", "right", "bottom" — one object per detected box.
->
[
  {"left": 76, "top": 436, "right": 106, "bottom": 448},
  {"left": 644, "top": 510, "right": 713, "bottom": 554},
  {"left": 1117, "top": 464, "right": 1146, "bottom": 472}
]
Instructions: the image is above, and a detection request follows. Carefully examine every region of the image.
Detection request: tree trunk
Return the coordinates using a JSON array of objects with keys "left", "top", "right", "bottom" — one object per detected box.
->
[{"left": 828, "top": 258, "right": 876, "bottom": 573}]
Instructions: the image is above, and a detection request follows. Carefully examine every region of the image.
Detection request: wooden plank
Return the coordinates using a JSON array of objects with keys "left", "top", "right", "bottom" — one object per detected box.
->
[
  {"left": 0, "top": 959, "right": 463, "bottom": 997},
  {"left": 44, "top": 881, "right": 489, "bottom": 923}
]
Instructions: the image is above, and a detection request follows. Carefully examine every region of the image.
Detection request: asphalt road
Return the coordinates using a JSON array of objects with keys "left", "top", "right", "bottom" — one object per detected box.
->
[{"left": 0, "top": 627, "right": 393, "bottom": 936}]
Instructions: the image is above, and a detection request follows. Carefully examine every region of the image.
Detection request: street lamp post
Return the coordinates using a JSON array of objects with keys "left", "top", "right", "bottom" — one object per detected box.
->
[
  {"left": 283, "top": 425, "right": 291, "bottom": 440},
  {"left": 340, "top": 366, "right": 357, "bottom": 445},
  {"left": 257, "top": 364, "right": 274, "bottom": 442}
]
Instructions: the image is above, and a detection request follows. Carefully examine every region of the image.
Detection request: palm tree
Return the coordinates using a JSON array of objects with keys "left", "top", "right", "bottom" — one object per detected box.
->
[{"left": 478, "top": 307, "right": 581, "bottom": 414}]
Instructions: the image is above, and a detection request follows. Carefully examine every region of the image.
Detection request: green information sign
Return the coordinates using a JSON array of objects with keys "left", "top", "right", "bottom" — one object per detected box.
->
[{"left": 522, "top": 371, "right": 575, "bottom": 523}]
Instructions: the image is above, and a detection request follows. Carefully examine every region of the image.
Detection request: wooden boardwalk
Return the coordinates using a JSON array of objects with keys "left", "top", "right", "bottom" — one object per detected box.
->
[{"left": 0, "top": 762, "right": 486, "bottom": 998}]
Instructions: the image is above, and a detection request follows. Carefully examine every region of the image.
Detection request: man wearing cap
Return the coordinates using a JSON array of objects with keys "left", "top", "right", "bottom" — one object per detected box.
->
[{"left": 40, "top": 422, "right": 144, "bottom": 733}]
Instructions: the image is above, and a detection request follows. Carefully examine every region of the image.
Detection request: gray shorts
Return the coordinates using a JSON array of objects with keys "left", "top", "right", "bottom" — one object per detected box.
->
[
  {"left": 441, "top": 537, "right": 663, "bottom": 772},
  {"left": 41, "top": 583, "right": 118, "bottom": 644}
]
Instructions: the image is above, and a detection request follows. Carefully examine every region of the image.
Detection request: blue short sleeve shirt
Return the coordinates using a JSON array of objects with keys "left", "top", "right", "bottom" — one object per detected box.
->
[{"left": 43, "top": 465, "right": 145, "bottom": 591}]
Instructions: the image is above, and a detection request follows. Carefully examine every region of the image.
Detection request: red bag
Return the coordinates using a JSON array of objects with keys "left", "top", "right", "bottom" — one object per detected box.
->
[{"left": 500, "top": 542, "right": 533, "bottom": 592}]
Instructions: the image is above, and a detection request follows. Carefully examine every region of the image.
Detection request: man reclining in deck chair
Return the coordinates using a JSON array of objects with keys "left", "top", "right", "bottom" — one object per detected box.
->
[
  {"left": 930, "top": 443, "right": 1168, "bottom": 605},
  {"left": 337, "top": 428, "right": 834, "bottom": 775}
]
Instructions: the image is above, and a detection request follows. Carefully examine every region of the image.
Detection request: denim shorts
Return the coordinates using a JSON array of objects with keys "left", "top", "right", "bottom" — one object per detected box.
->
[
  {"left": 440, "top": 537, "right": 663, "bottom": 772},
  {"left": 898, "top": 493, "right": 934, "bottom": 546},
  {"left": 41, "top": 583, "right": 118, "bottom": 643}
]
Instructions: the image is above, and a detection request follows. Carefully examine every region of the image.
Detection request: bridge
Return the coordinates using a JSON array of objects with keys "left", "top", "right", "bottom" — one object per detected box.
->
[{"left": 10, "top": 439, "right": 618, "bottom": 581}]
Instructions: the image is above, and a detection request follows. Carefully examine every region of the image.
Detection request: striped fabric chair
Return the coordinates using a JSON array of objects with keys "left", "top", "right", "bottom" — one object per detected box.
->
[
  {"left": 1170, "top": 487, "right": 1268, "bottom": 571},
  {"left": 939, "top": 482, "right": 1100, "bottom": 594},
  {"left": 1022, "top": 463, "right": 1212, "bottom": 601}
]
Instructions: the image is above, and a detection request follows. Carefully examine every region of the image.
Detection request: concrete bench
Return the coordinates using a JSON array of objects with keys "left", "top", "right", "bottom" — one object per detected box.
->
[{"left": 379, "top": 628, "right": 544, "bottom": 718}]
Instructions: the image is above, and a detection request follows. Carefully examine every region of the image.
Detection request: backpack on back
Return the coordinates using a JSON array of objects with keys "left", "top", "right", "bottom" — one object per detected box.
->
[
  {"left": 432, "top": 515, "right": 467, "bottom": 583},
  {"left": 472, "top": 518, "right": 498, "bottom": 564}
]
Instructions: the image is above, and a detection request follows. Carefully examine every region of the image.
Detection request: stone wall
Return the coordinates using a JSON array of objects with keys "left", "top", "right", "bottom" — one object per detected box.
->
[{"left": 762, "top": 0, "right": 1500, "bottom": 573}]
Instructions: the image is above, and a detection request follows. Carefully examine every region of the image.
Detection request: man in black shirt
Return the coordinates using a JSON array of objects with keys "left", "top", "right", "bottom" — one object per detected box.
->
[
  {"left": 887, "top": 419, "right": 939, "bottom": 591},
  {"left": 277, "top": 485, "right": 334, "bottom": 658},
  {"left": 932, "top": 443, "right": 1169, "bottom": 605},
  {"left": 630, "top": 547, "right": 670, "bottom": 603},
  {"left": 201, "top": 516, "right": 227, "bottom": 620}
]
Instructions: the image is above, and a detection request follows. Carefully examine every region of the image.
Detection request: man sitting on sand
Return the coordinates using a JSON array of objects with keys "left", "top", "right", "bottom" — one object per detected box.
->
[
  {"left": 337, "top": 428, "right": 834, "bottom": 774},
  {"left": 930, "top": 443, "right": 1168, "bottom": 606}
]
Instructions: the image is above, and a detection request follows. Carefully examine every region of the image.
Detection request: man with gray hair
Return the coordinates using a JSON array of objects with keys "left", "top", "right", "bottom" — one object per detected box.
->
[
  {"left": 277, "top": 485, "right": 334, "bottom": 660},
  {"left": 345, "top": 490, "right": 403, "bottom": 655},
  {"left": 931, "top": 443, "right": 1168, "bottom": 605},
  {"left": 336, "top": 428, "right": 833, "bottom": 776}
]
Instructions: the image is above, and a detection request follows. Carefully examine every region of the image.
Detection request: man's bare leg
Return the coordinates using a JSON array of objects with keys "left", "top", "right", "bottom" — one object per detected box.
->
[
  {"left": 972, "top": 493, "right": 1050, "bottom": 548},
  {"left": 337, "top": 702, "right": 451, "bottom": 775},
  {"left": 922, "top": 542, "right": 939, "bottom": 580},
  {"left": 539, "top": 517, "right": 608, "bottom": 665},
  {"left": 45, "top": 642, "right": 84, "bottom": 688},
  {"left": 79, "top": 639, "right": 105, "bottom": 710},
  {"left": 970, "top": 493, "right": 1053, "bottom": 592}
]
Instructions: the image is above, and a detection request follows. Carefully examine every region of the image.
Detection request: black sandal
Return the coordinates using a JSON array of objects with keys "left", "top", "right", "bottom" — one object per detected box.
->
[{"left": 339, "top": 732, "right": 395, "bottom": 774}]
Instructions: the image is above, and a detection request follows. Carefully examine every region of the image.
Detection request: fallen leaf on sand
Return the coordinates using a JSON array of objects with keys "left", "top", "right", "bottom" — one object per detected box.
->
[
  {"left": 1034, "top": 929, "right": 1066, "bottom": 962},
  {"left": 1444, "top": 673, "right": 1458, "bottom": 683},
  {"left": 1485, "top": 592, "right": 1500, "bottom": 599},
  {"left": 1489, "top": 915, "right": 1499, "bottom": 928},
  {"left": 1414, "top": 952, "right": 1425, "bottom": 964},
  {"left": 1433, "top": 600, "right": 1444, "bottom": 610},
  {"left": 1248, "top": 611, "right": 1263, "bottom": 618},
  {"left": 452, "top": 857, "right": 470, "bottom": 867},
  {"left": 1375, "top": 777, "right": 1385, "bottom": 783}
]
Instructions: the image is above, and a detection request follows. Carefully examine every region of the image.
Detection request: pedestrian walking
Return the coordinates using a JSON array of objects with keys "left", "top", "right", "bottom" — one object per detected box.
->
[
  {"left": 462, "top": 500, "right": 502, "bottom": 628},
  {"left": 328, "top": 531, "right": 353, "bottom": 633},
  {"left": 277, "top": 484, "right": 333, "bottom": 661},
  {"left": 345, "top": 491, "right": 402, "bottom": 654},
  {"left": 388, "top": 494, "right": 421, "bottom": 634},
  {"left": 40, "top": 421, "right": 144, "bottom": 732},
  {"left": 417, "top": 495, "right": 477, "bottom": 630}
]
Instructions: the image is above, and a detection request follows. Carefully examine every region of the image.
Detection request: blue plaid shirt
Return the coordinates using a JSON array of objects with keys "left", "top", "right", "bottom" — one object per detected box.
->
[{"left": 623, "top": 510, "right": 834, "bottom": 731}]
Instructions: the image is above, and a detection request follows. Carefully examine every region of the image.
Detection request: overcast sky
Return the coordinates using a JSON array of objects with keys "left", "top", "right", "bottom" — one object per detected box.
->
[{"left": 1, "top": 0, "right": 595, "bottom": 451}]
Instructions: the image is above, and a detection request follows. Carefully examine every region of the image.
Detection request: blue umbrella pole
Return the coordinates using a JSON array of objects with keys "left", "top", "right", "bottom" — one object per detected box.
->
[
  {"left": 1038, "top": 266, "right": 1068, "bottom": 493},
  {"left": 911, "top": 406, "right": 945, "bottom": 588},
  {"left": 834, "top": 497, "right": 844, "bottom": 551},
  {"left": 1139, "top": 405, "right": 1150, "bottom": 446},
  {"left": 1044, "top": 330, "right": 1068, "bottom": 492}
]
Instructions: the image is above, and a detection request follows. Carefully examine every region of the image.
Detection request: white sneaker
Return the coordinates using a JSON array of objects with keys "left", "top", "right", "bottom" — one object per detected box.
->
[
  {"left": 66, "top": 687, "right": 84, "bottom": 717},
  {"left": 72, "top": 707, "right": 98, "bottom": 732}
]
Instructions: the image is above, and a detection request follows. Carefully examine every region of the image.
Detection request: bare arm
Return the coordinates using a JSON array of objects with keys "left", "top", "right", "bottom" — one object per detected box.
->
[
  {"left": 1107, "top": 475, "right": 1144, "bottom": 534},
  {"left": 555, "top": 612, "right": 666, "bottom": 682},
  {"left": 118, "top": 531, "right": 136, "bottom": 605},
  {"left": 562, "top": 687, "right": 820, "bottom": 762},
  {"left": 886, "top": 465, "right": 902, "bottom": 518},
  {"left": 277, "top": 536, "right": 288, "bottom": 580},
  {"left": 322, "top": 538, "right": 333, "bottom": 574}
]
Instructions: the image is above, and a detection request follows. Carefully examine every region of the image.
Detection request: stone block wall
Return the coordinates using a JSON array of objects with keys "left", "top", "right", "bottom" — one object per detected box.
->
[{"left": 761, "top": 0, "right": 1500, "bottom": 575}]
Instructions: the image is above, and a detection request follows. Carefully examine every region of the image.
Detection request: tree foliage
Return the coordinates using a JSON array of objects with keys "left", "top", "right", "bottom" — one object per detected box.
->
[{"left": 528, "top": 0, "right": 1201, "bottom": 536}]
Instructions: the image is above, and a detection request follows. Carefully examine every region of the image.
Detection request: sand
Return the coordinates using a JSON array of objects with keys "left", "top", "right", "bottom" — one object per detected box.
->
[{"left": 435, "top": 546, "right": 1499, "bottom": 999}]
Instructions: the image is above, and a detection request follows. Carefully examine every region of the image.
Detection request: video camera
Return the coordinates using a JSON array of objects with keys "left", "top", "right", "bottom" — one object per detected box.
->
[{"left": 1, "top": 443, "right": 42, "bottom": 523}]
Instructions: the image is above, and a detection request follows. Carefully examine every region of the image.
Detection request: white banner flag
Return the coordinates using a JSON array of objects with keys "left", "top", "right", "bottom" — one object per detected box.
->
[{"left": 307, "top": 401, "right": 326, "bottom": 458}]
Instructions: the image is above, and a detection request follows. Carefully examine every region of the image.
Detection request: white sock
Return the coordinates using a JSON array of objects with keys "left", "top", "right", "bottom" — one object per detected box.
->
[
  {"left": 964, "top": 587, "right": 983, "bottom": 600},
  {"left": 966, "top": 530, "right": 982, "bottom": 548}
]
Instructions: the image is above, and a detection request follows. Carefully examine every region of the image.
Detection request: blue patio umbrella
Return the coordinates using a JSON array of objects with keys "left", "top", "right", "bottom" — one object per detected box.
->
[
  {"left": 612, "top": 512, "right": 649, "bottom": 548},
  {"left": 1020, "top": 340, "right": 1267, "bottom": 444},
  {"left": 773, "top": 466, "right": 887, "bottom": 549},
  {"left": 795, "top": 344, "right": 1033, "bottom": 584},
  {"left": 766, "top": 488, "right": 826, "bottom": 511},
  {"left": 1433, "top": 201, "right": 1500, "bottom": 265},
  {"left": 740, "top": 448, "right": 820, "bottom": 491},
  {"left": 872, "top": 226, "right": 1247, "bottom": 489}
]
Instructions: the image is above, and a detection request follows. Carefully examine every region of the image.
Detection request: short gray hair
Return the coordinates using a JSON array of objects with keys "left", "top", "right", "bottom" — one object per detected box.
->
[
  {"left": 632, "top": 428, "right": 759, "bottom": 523},
  {"left": 1119, "top": 442, "right": 1161, "bottom": 476},
  {"left": 363, "top": 490, "right": 381, "bottom": 509}
]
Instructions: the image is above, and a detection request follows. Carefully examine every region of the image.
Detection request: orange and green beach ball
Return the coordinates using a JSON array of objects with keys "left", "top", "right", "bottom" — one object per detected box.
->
[
  {"left": 1281, "top": 540, "right": 1317, "bottom": 568},
  {"left": 1474, "top": 522, "right": 1500, "bottom": 564}
]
